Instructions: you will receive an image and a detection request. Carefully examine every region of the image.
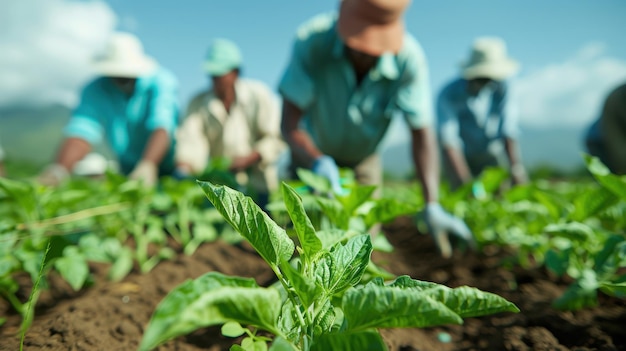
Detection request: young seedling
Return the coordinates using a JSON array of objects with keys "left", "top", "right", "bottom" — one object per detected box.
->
[{"left": 138, "top": 181, "right": 519, "bottom": 351}]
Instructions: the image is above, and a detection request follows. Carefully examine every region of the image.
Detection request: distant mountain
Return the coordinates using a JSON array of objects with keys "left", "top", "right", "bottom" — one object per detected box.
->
[
  {"left": 0, "top": 105, "right": 112, "bottom": 166},
  {"left": 1, "top": 106, "right": 588, "bottom": 177},
  {"left": 381, "top": 126, "right": 587, "bottom": 178}
]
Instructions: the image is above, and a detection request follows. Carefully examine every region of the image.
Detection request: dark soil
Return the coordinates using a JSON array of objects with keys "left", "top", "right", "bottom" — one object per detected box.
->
[{"left": 1, "top": 216, "right": 625, "bottom": 351}]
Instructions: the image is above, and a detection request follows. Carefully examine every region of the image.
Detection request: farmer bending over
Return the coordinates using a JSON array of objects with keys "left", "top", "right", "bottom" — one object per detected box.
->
[
  {"left": 437, "top": 37, "right": 527, "bottom": 190},
  {"left": 175, "top": 39, "right": 286, "bottom": 209},
  {"left": 39, "top": 32, "right": 179, "bottom": 187},
  {"left": 278, "top": 0, "right": 471, "bottom": 257}
]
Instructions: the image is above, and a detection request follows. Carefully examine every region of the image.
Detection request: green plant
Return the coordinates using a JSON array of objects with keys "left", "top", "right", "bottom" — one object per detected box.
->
[{"left": 138, "top": 181, "right": 519, "bottom": 351}]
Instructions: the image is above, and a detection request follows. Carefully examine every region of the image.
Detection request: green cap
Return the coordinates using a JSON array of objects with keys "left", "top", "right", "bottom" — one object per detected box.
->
[{"left": 204, "top": 38, "right": 242, "bottom": 76}]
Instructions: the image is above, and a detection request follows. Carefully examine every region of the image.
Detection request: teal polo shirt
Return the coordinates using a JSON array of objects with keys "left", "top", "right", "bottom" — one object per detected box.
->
[
  {"left": 279, "top": 13, "right": 434, "bottom": 166},
  {"left": 64, "top": 67, "right": 179, "bottom": 175}
]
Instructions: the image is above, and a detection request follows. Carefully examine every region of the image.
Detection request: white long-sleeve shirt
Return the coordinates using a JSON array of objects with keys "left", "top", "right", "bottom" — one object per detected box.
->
[{"left": 176, "top": 78, "right": 286, "bottom": 192}]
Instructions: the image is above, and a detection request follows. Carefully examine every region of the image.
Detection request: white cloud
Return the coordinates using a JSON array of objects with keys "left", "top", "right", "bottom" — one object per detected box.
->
[
  {"left": 512, "top": 42, "right": 626, "bottom": 129},
  {"left": 0, "top": 0, "right": 116, "bottom": 108}
]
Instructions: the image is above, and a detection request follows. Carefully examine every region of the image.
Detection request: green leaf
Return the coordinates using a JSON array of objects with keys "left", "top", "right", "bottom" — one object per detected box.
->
[
  {"left": 241, "top": 337, "right": 268, "bottom": 351},
  {"left": 544, "top": 222, "right": 594, "bottom": 242},
  {"left": 344, "top": 275, "right": 519, "bottom": 330},
  {"left": 417, "top": 285, "right": 520, "bottom": 318},
  {"left": 599, "top": 281, "right": 626, "bottom": 298},
  {"left": 364, "top": 198, "right": 418, "bottom": 227},
  {"left": 280, "top": 259, "right": 322, "bottom": 308},
  {"left": 108, "top": 246, "right": 133, "bottom": 282},
  {"left": 593, "top": 235, "right": 626, "bottom": 276},
  {"left": 54, "top": 246, "right": 89, "bottom": 291},
  {"left": 342, "top": 285, "right": 462, "bottom": 330},
  {"left": 281, "top": 183, "right": 322, "bottom": 261},
  {"left": 312, "top": 300, "right": 335, "bottom": 336},
  {"left": 269, "top": 337, "right": 298, "bottom": 351},
  {"left": 371, "top": 234, "right": 394, "bottom": 253},
  {"left": 553, "top": 269, "right": 599, "bottom": 310},
  {"left": 296, "top": 168, "right": 330, "bottom": 193},
  {"left": 387, "top": 276, "right": 519, "bottom": 317},
  {"left": 478, "top": 167, "right": 509, "bottom": 193},
  {"left": 310, "top": 330, "right": 386, "bottom": 351},
  {"left": 139, "top": 272, "right": 281, "bottom": 351},
  {"left": 532, "top": 190, "right": 567, "bottom": 220},
  {"left": 222, "top": 321, "right": 246, "bottom": 337},
  {"left": 197, "top": 181, "right": 294, "bottom": 269},
  {"left": 336, "top": 185, "right": 377, "bottom": 214},
  {"left": 315, "top": 197, "right": 349, "bottom": 229},
  {"left": 545, "top": 248, "right": 570, "bottom": 277},
  {"left": 570, "top": 186, "right": 618, "bottom": 221},
  {"left": 585, "top": 154, "right": 626, "bottom": 199},
  {"left": 315, "top": 235, "right": 372, "bottom": 295},
  {"left": 316, "top": 229, "right": 356, "bottom": 250},
  {"left": 585, "top": 154, "right": 611, "bottom": 176},
  {"left": 78, "top": 234, "right": 110, "bottom": 262}
]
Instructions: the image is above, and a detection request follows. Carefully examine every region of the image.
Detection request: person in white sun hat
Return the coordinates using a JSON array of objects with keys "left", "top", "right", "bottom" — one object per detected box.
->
[
  {"left": 279, "top": 0, "right": 473, "bottom": 257},
  {"left": 39, "top": 32, "right": 180, "bottom": 187},
  {"left": 175, "top": 38, "right": 286, "bottom": 209},
  {"left": 437, "top": 37, "right": 527, "bottom": 190}
]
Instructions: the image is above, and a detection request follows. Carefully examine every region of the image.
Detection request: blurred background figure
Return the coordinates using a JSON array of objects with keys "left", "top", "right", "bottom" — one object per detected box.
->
[
  {"left": 175, "top": 38, "right": 286, "bottom": 209},
  {"left": 437, "top": 37, "right": 527, "bottom": 189},
  {"left": 279, "top": 0, "right": 472, "bottom": 256},
  {"left": 585, "top": 82, "right": 626, "bottom": 175},
  {"left": 38, "top": 32, "right": 180, "bottom": 187},
  {"left": 0, "top": 139, "right": 5, "bottom": 177}
]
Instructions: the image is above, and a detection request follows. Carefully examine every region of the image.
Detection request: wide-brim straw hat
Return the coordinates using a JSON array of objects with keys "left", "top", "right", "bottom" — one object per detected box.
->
[
  {"left": 461, "top": 37, "right": 520, "bottom": 81},
  {"left": 94, "top": 32, "right": 157, "bottom": 78},
  {"left": 337, "top": 0, "right": 411, "bottom": 56}
]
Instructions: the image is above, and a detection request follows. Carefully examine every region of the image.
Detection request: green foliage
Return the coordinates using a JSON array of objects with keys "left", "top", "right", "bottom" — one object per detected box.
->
[
  {"left": 0, "top": 174, "right": 227, "bottom": 330},
  {"left": 450, "top": 157, "right": 626, "bottom": 311},
  {"left": 139, "top": 181, "right": 519, "bottom": 351}
]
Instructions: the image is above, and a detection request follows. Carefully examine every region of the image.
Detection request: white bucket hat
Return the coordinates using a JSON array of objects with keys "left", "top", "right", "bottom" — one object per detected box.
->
[
  {"left": 461, "top": 37, "right": 519, "bottom": 81},
  {"left": 94, "top": 32, "right": 157, "bottom": 78}
]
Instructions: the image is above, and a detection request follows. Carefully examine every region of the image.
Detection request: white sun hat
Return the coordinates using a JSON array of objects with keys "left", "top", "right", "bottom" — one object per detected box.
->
[
  {"left": 94, "top": 32, "right": 157, "bottom": 78},
  {"left": 461, "top": 37, "right": 520, "bottom": 81}
]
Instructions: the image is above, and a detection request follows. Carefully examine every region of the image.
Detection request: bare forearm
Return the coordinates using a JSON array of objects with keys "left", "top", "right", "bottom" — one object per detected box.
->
[
  {"left": 56, "top": 137, "right": 92, "bottom": 171},
  {"left": 443, "top": 146, "right": 471, "bottom": 184},
  {"left": 411, "top": 128, "right": 439, "bottom": 203},
  {"left": 281, "top": 99, "right": 322, "bottom": 168},
  {"left": 504, "top": 138, "right": 523, "bottom": 167},
  {"left": 230, "top": 151, "right": 262, "bottom": 172},
  {"left": 142, "top": 129, "right": 170, "bottom": 164}
]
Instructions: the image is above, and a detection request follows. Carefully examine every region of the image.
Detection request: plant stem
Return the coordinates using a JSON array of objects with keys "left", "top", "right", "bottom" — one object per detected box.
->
[
  {"left": 16, "top": 202, "right": 131, "bottom": 230},
  {"left": 20, "top": 240, "right": 51, "bottom": 351}
]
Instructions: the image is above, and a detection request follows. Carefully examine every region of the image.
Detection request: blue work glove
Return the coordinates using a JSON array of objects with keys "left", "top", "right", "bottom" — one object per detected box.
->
[
  {"left": 172, "top": 167, "right": 193, "bottom": 181},
  {"left": 312, "top": 155, "right": 345, "bottom": 195},
  {"left": 424, "top": 203, "right": 474, "bottom": 258}
]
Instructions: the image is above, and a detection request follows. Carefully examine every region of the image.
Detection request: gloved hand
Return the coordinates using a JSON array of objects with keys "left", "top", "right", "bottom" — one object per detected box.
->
[
  {"left": 471, "top": 181, "right": 487, "bottom": 200},
  {"left": 172, "top": 166, "right": 193, "bottom": 181},
  {"left": 129, "top": 159, "right": 158, "bottom": 187},
  {"left": 423, "top": 202, "right": 474, "bottom": 258},
  {"left": 312, "top": 155, "right": 344, "bottom": 195},
  {"left": 38, "top": 163, "right": 70, "bottom": 186},
  {"left": 510, "top": 163, "right": 528, "bottom": 185}
]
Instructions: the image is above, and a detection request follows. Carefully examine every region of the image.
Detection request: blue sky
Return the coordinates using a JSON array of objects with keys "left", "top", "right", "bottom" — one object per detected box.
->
[
  {"left": 102, "top": 0, "right": 626, "bottom": 112},
  {"left": 1, "top": 0, "right": 626, "bottom": 168}
]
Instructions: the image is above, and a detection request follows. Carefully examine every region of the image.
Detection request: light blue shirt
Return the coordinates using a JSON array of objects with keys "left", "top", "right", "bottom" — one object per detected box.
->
[
  {"left": 64, "top": 67, "right": 179, "bottom": 174},
  {"left": 278, "top": 13, "right": 433, "bottom": 166},
  {"left": 437, "top": 78, "right": 519, "bottom": 160}
]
